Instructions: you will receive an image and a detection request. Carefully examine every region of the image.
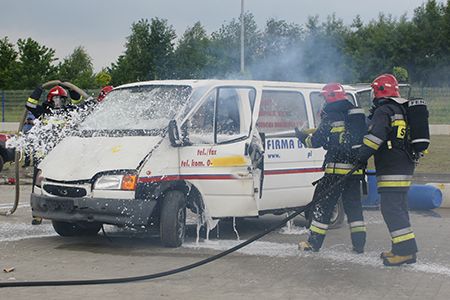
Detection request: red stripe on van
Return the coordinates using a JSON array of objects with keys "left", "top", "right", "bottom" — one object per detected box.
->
[
  {"left": 264, "top": 167, "right": 323, "bottom": 175},
  {"left": 138, "top": 174, "right": 236, "bottom": 183},
  {"left": 138, "top": 168, "right": 323, "bottom": 183}
]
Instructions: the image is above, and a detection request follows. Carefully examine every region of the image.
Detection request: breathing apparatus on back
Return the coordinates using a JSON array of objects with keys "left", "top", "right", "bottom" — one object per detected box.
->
[{"left": 371, "top": 74, "right": 430, "bottom": 160}]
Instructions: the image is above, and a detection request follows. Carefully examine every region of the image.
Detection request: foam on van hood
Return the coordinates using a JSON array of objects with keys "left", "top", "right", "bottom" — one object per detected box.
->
[{"left": 39, "top": 136, "right": 162, "bottom": 181}]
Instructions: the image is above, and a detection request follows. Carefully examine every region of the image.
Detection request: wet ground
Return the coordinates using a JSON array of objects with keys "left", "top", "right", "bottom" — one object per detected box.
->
[{"left": 1, "top": 185, "right": 450, "bottom": 299}]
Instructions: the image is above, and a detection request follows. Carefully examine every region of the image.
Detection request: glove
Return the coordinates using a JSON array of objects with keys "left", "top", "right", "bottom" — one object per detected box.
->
[
  {"left": 294, "top": 127, "right": 309, "bottom": 143},
  {"left": 352, "top": 149, "right": 370, "bottom": 167}
]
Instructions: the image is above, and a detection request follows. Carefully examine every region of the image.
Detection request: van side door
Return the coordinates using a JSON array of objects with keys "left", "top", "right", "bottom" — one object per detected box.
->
[
  {"left": 256, "top": 89, "right": 322, "bottom": 211},
  {"left": 179, "top": 86, "right": 262, "bottom": 218}
]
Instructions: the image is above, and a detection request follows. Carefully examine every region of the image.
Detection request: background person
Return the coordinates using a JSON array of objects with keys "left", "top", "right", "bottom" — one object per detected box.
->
[{"left": 296, "top": 83, "right": 367, "bottom": 253}]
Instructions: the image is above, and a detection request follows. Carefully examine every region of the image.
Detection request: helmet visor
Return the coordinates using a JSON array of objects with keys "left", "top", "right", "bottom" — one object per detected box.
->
[{"left": 52, "top": 96, "right": 67, "bottom": 108}]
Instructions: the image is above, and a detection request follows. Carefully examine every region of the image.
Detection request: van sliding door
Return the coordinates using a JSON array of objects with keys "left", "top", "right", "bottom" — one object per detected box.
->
[{"left": 256, "top": 89, "right": 323, "bottom": 211}]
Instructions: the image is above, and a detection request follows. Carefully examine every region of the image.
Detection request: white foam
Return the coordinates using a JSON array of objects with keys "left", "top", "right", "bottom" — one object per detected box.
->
[
  {"left": 0, "top": 223, "right": 56, "bottom": 242},
  {"left": 184, "top": 239, "right": 450, "bottom": 277}
]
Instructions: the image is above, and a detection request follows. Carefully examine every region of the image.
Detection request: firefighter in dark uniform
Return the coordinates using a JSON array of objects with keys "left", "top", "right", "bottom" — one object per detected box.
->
[
  {"left": 296, "top": 83, "right": 367, "bottom": 253},
  {"left": 356, "top": 74, "right": 418, "bottom": 266},
  {"left": 26, "top": 81, "right": 84, "bottom": 225},
  {"left": 26, "top": 82, "right": 84, "bottom": 119}
]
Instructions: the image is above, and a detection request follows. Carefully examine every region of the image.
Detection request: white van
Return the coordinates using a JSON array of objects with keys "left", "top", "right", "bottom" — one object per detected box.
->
[{"left": 31, "top": 80, "right": 360, "bottom": 247}]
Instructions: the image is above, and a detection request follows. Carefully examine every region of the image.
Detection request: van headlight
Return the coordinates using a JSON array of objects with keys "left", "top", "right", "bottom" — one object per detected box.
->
[{"left": 94, "top": 174, "right": 137, "bottom": 191}]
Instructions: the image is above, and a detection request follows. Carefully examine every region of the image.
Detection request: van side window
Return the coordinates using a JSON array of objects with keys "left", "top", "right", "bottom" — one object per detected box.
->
[
  {"left": 187, "top": 87, "right": 254, "bottom": 145},
  {"left": 188, "top": 91, "right": 215, "bottom": 144},
  {"left": 216, "top": 87, "right": 254, "bottom": 144},
  {"left": 256, "top": 91, "right": 307, "bottom": 134},
  {"left": 310, "top": 92, "right": 325, "bottom": 128},
  {"left": 310, "top": 92, "right": 356, "bottom": 127}
]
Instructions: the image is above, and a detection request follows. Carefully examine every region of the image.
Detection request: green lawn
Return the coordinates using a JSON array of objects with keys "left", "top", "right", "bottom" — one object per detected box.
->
[{"left": 415, "top": 135, "right": 450, "bottom": 174}]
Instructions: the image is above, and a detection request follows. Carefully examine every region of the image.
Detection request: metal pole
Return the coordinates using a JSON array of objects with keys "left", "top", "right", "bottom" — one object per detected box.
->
[
  {"left": 240, "top": 0, "right": 245, "bottom": 74},
  {"left": 1, "top": 90, "right": 5, "bottom": 122}
]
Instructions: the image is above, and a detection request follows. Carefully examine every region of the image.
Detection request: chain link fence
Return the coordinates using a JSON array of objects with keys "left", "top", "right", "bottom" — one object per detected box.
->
[
  {"left": 1, "top": 86, "right": 449, "bottom": 124},
  {"left": 0, "top": 89, "right": 100, "bottom": 123}
]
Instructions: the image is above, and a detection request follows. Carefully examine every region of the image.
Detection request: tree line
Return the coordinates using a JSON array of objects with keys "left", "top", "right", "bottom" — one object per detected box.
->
[{"left": 1, "top": 0, "right": 449, "bottom": 90}]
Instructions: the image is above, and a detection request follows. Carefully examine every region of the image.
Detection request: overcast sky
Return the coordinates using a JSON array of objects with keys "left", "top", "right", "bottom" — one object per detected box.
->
[{"left": 0, "top": 0, "right": 442, "bottom": 71}]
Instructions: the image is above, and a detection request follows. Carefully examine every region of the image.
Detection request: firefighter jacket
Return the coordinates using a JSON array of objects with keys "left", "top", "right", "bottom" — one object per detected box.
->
[
  {"left": 301, "top": 100, "right": 363, "bottom": 176},
  {"left": 357, "top": 98, "right": 415, "bottom": 191},
  {"left": 26, "top": 86, "right": 53, "bottom": 119}
]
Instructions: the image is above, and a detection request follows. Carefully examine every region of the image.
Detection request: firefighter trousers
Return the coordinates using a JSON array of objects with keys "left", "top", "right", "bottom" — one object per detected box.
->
[
  {"left": 308, "top": 174, "right": 366, "bottom": 250},
  {"left": 380, "top": 190, "right": 418, "bottom": 256}
]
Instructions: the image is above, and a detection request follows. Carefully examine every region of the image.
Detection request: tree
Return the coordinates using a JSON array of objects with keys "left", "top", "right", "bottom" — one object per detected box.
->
[
  {"left": 109, "top": 18, "right": 176, "bottom": 85},
  {"left": 253, "top": 19, "right": 304, "bottom": 81},
  {"left": 209, "top": 12, "right": 262, "bottom": 78},
  {"left": 393, "top": 66, "right": 409, "bottom": 82},
  {"left": 148, "top": 18, "right": 177, "bottom": 79},
  {"left": 412, "top": 0, "right": 446, "bottom": 85},
  {"left": 300, "top": 14, "right": 354, "bottom": 83},
  {"left": 344, "top": 14, "right": 400, "bottom": 82},
  {"left": 174, "top": 22, "right": 212, "bottom": 79},
  {"left": 14, "top": 38, "right": 57, "bottom": 89},
  {"left": 57, "top": 46, "right": 95, "bottom": 88},
  {"left": 0, "top": 37, "right": 18, "bottom": 89},
  {"left": 95, "top": 69, "right": 112, "bottom": 87},
  {"left": 109, "top": 19, "right": 152, "bottom": 84}
]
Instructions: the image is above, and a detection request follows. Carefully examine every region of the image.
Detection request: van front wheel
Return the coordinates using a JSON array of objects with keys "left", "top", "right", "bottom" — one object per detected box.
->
[{"left": 160, "top": 191, "right": 186, "bottom": 247}]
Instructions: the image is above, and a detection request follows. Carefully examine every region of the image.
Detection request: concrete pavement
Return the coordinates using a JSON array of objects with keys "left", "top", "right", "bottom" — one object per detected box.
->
[{"left": 1, "top": 185, "right": 450, "bottom": 299}]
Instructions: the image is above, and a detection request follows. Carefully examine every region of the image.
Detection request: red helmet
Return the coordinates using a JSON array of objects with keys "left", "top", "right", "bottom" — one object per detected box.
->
[
  {"left": 321, "top": 83, "right": 347, "bottom": 103},
  {"left": 47, "top": 86, "right": 68, "bottom": 102},
  {"left": 47, "top": 86, "right": 68, "bottom": 108},
  {"left": 371, "top": 74, "right": 400, "bottom": 98},
  {"left": 97, "top": 85, "right": 113, "bottom": 102}
]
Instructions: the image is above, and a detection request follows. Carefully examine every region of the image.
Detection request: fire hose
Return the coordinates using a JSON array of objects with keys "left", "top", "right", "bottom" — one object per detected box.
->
[
  {"left": 0, "top": 109, "right": 27, "bottom": 216},
  {"left": 0, "top": 164, "right": 361, "bottom": 288}
]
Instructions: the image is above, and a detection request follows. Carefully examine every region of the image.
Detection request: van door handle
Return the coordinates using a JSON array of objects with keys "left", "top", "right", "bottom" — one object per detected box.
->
[{"left": 234, "top": 171, "right": 252, "bottom": 178}]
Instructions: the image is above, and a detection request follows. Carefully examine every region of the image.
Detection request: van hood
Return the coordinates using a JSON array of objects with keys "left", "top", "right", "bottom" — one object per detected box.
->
[{"left": 39, "top": 136, "right": 162, "bottom": 181}]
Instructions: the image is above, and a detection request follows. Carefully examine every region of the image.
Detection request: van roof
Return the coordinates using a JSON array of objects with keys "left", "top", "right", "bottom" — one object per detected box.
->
[{"left": 117, "top": 80, "right": 357, "bottom": 92}]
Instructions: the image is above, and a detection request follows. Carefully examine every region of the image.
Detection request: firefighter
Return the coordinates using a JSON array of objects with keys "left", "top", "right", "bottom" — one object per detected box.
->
[
  {"left": 26, "top": 82, "right": 85, "bottom": 119},
  {"left": 25, "top": 81, "right": 84, "bottom": 225},
  {"left": 356, "top": 74, "right": 418, "bottom": 266},
  {"left": 296, "top": 83, "right": 367, "bottom": 253}
]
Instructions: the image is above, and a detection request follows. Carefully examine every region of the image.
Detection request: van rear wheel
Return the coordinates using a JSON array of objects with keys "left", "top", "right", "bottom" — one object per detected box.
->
[
  {"left": 304, "top": 199, "right": 345, "bottom": 229},
  {"left": 160, "top": 190, "right": 186, "bottom": 247},
  {"left": 52, "top": 221, "right": 102, "bottom": 236},
  {"left": 329, "top": 199, "right": 345, "bottom": 229}
]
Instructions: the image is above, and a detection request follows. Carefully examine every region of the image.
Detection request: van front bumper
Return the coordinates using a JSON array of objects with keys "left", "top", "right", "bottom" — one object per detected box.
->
[{"left": 30, "top": 194, "right": 157, "bottom": 226}]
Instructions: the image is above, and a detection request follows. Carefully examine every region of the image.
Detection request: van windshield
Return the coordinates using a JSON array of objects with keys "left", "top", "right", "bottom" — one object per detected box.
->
[{"left": 80, "top": 85, "right": 192, "bottom": 135}]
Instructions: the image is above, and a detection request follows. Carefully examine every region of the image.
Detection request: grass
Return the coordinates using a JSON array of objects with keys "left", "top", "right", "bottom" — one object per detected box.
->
[
  {"left": 415, "top": 135, "right": 450, "bottom": 174},
  {"left": 366, "top": 135, "right": 450, "bottom": 174}
]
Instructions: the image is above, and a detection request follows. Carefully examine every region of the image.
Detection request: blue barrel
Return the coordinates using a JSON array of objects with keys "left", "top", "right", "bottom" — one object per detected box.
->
[
  {"left": 362, "top": 170, "right": 380, "bottom": 208},
  {"left": 407, "top": 184, "right": 443, "bottom": 210}
]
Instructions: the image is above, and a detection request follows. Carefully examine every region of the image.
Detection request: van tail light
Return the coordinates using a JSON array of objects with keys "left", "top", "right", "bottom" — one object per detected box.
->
[{"left": 121, "top": 174, "right": 137, "bottom": 190}]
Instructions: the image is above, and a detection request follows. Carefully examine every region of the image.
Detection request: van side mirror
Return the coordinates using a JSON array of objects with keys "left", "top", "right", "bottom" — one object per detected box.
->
[{"left": 168, "top": 120, "right": 182, "bottom": 147}]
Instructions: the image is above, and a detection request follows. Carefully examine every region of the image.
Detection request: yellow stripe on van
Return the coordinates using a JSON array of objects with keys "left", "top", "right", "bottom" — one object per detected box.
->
[{"left": 210, "top": 155, "right": 247, "bottom": 167}]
